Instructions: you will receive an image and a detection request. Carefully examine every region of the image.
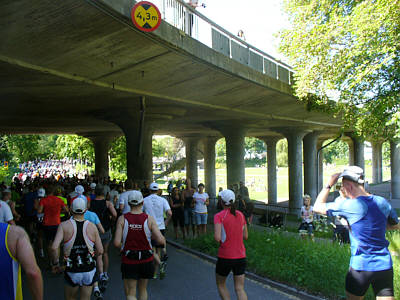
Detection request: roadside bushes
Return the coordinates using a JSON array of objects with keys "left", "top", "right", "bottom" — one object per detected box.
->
[{"left": 184, "top": 228, "right": 400, "bottom": 299}]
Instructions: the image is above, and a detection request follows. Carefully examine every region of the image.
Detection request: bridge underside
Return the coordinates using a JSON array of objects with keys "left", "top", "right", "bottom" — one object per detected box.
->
[{"left": 0, "top": 0, "right": 342, "bottom": 138}]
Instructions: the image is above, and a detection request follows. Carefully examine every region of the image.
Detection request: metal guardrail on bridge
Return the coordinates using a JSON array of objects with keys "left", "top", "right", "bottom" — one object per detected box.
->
[{"left": 149, "top": 0, "right": 294, "bottom": 84}]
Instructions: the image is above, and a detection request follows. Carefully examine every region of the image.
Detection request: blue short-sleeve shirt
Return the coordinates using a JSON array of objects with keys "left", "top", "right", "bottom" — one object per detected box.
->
[
  {"left": 84, "top": 210, "right": 100, "bottom": 225},
  {"left": 326, "top": 195, "right": 398, "bottom": 271}
]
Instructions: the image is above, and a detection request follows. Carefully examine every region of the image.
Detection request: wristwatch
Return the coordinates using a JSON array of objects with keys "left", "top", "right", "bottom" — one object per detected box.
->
[{"left": 325, "top": 184, "right": 332, "bottom": 189}]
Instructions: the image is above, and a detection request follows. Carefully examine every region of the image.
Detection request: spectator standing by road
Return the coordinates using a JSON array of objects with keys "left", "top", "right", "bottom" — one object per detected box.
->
[
  {"left": 182, "top": 178, "right": 196, "bottom": 237},
  {"left": 314, "top": 166, "right": 399, "bottom": 300},
  {"left": 214, "top": 189, "right": 248, "bottom": 300},
  {"left": 193, "top": 183, "right": 209, "bottom": 235},
  {"left": 169, "top": 187, "right": 185, "bottom": 239},
  {"left": 298, "top": 194, "right": 314, "bottom": 239}
]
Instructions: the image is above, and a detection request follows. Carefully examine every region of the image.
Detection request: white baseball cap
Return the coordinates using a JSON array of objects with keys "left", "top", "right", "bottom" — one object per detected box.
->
[
  {"left": 90, "top": 183, "right": 96, "bottom": 189},
  {"left": 75, "top": 185, "right": 85, "bottom": 195},
  {"left": 149, "top": 182, "right": 159, "bottom": 191},
  {"left": 37, "top": 188, "right": 46, "bottom": 198},
  {"left": 72, "top": 195, "right": 87, "bottom": 213},
  {"left": 219, "top": 189, "right": 236, "bottom": 205},
  {"left": 128, "top": 190, "right": 144, "bottom": 206},
  {"left": 339, "top": 166, "right": 365, "bottom": 184}
]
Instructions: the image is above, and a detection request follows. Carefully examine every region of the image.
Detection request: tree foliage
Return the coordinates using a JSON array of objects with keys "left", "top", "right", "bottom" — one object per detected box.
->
[
  {"left": 279, "top": 0, "right": 400, "bottom": 139},
  {"left": 54, "top": 135, "right": 94, "bottom": 164}
]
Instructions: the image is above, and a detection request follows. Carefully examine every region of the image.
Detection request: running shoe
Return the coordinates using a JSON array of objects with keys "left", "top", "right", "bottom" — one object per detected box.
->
[
  {"left": 99, "top": 273, "right": 109, "bottom": 293},
  {"left": 93, "top": 287, "right": 103, "bottom": 300},
  {"left": 159, "top": 261, "right": 166, "bottom": 280}
]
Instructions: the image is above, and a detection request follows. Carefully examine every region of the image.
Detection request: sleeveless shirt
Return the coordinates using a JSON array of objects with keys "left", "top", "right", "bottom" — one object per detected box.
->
[
  {"left": 121, "top": 213, "right": 153, "bottom": 265},
  {"left": 0, "top": 223, "right": 22, "bottom": 300}
]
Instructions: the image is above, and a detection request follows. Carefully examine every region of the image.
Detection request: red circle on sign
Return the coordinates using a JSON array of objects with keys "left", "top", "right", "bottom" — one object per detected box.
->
[{"left": 131, "top": 1, "right": 162, "bottom": 32}]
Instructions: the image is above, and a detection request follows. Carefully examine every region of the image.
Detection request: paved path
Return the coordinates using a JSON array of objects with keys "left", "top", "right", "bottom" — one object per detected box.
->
[{"left": 23, "top": 244, "right": 305, "bottom": 300}]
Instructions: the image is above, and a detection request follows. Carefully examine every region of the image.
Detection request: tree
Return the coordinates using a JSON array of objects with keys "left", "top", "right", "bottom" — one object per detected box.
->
[
  {"left": 54, "top": 135, "right": 94, "bottom": 164},
  {"left": 279, "top": 0, "right": 400, "bottom": 139},
  {"left": 323, "top": 140, "right": 349, "bottom": 164},
  {"left": 276, "top": 139, "right": 288, "bottom": 167}
]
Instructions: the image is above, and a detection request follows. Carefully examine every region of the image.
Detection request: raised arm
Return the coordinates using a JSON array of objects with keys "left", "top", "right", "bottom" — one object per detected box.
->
[{"left": 314, "top": 173, "right": 340, "bottom": 215}]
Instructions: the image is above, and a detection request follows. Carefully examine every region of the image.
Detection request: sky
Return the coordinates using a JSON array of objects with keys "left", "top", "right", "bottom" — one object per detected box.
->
[{"left": 195, "top": 0, "right": 290, "bottom": 61}]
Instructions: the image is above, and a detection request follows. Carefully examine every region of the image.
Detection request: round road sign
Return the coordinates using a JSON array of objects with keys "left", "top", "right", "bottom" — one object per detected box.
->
[{"left": 131, "top": 1, "right": 162, "bottom": 32}]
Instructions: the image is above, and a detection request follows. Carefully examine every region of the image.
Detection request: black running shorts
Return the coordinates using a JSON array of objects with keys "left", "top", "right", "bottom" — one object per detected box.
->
[
  {"left": 121, "top": 261, "right": 155, "bottom": 280},
  {"left": 345, "top": 267, "right": 394, "bottom": 297},
  {"left": 216, "top": 257, "right": 246, "bottom": 277}
]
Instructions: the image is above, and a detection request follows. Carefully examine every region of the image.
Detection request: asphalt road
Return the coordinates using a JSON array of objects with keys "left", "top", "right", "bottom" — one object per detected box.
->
[{"left": 22, "top": 243, "right": 304, "bottom": 300}]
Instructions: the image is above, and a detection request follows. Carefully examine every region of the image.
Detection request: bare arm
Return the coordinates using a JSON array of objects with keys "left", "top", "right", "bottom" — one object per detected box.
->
[
  {"left": 37, "top": 204, "right": 43, "bottom": 214},
  {"left": 387, "top": 223, "right": 400, "bottom": 230},
  {"left": 97, "top": 222, "right": 105, "bottom": 235},
  {"left": 164, "top": 209, "right": 172, "bottom": 227},
  {"left": 50, "top": 224, "right": 64, "bottom": 267},
  {"left": 13, "top": 227, "right": 43, "bottom": 300},
  {"left": 113, "top": 215, "right": 124, "bottom": 249},
  {"left": 107, "top": 201, "right": 117, "bottom": 218},
  {"left": 243, "top": 223, "right": 248, "bottom": 240},
  {"left": 314, "top": 173, "right": 340, "bottom": 215},
  {"left": 149, "top": 216, "right": 165, "bottom": 247},
  {"left": 91, "top": 223, "right": 104, "bottom": 274},
  {"left": 214, "top": 223, "right": 222, "bottom": 243}
]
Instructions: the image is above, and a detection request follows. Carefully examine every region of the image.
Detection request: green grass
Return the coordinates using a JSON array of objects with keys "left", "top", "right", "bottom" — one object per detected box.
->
[
  {"left": 159, "top": 163, "right": 391, "bottom": 202},
  {"left": 184, "top": 228, "right": 400, "bottom": 299}
]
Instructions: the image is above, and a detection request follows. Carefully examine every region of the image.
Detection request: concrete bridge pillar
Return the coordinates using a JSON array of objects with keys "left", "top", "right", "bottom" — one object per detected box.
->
[
  {"left": 260, "top": 136, "right": 281, "bottom": 205},
  {"left": 278, "top": 128, "right": 309, "bottom": 213},
  {"left": 183, "top": 137, "right": 200, "bottom": 188},
  {"left": 86, "top": 134, "right": 115, "bottom": 180},
  {"left": 303, "top": 132, "right": 320, "bottom": 203},
  {"left": 317, "top": 139, "right": 325, "bottom": 193},
  {"left": 347, "top": 134, "right": 365, "bottom": 170},
  {"left": 391, "top": 140, "right": 400, "bottom": 199},
  {"left": 217, "top": 126, "right": 246, "bottom": 187},
  {"left": 203, "top": 137, "right": 218, "bottom": 202},
  {"left": 371, "top": 140, "right": 383, "bottom": 184}
]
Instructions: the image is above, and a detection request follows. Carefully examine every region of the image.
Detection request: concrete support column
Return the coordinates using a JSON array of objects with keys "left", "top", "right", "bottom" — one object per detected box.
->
[
  {"left": 84, "top": 133, "right": 118, "bottom": 179},
  {"left": 303, "top": 132, "right": 319, "bottom": 202},
  {"left": 260, "top": 136, "right": 281, "bottom": 205},
  {"left": 184, "top": 137, "right": 200, "bottom": 188},
  {"left": 347, "top": 134, "right": 365, "bottom": 169},
  {"left": 391, "top": 140, "right": 400, "bottom": 199},
  {"left": 203, "top": 137, "right": 218, "bottom": 202},
  {"left": 279, "top": 129, "right": 309, "bottom": 213},
  {"left": 371, "top": 141, "right": 383, "bottom": 184},
  {"left": 217, "top": 126, "right": 246, "bottom": 187},
  {"left": 122, "top": 123, "right": 153, "bottom": 183},
  {"left": 317, "top": 140, "right": 324, "bottom": 192}
]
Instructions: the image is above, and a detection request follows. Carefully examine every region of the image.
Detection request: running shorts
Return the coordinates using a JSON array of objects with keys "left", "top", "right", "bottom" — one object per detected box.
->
[
  {"left": 100, "top": 229, "right": 112, "bottom": 244},
  {"left": 216, "top": 257, "right": 246, "bottom": 277},
  {"left": 43, "top": 225, "right": 58, "bottom": 241},
  {"left": 64, "top": 268, "right": 96, "bottom": 287},
  {"left": 121, "top": 261, "right": 155, "bottom": 280},
  {"left": 345, "top": 267, "right": 394, "bottom": 297}
]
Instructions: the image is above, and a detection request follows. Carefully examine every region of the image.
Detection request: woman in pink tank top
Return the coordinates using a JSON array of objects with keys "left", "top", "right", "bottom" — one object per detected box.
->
[{"left": 214, "top": 189, "right": 248, "bottom": 300}]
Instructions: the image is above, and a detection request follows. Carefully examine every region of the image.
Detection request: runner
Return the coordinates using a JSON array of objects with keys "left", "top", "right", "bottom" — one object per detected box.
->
[
  {"left": 113, "top": 190, "right": 165, "bottom": 300},
  {"left": 0, "top": 196, "right": 15, "bottom": 225},
  {"left": 0, "top": 223, "right": 43, "bottom": 300},
  {"left": 214, "top": 189, "right": 248, "bottom": 300},
  {"left": 143, "top": 182, "right": 172, "bottom": 279},
  {"left": 37, "top": 185, "right": 68, "bottom": 262},
  {"left": 89, "top": 185, "right": 117, "bottom": 292},
  {"left": 314, "top": 166, "right": 400, "bottom": 300},
  {"left": 50, "top": 196, "right": 104, "bottom": 300}
]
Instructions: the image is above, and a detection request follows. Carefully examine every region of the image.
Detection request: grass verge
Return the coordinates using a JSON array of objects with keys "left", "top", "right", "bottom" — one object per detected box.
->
[{"left": 183, "top": 229, "right": 400, "bottom": 299}]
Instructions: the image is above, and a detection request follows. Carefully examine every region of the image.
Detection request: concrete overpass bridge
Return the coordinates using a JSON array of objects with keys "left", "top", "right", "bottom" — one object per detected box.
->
[{"left": 1, "top": 0, "right": 399, "bottom": 211}]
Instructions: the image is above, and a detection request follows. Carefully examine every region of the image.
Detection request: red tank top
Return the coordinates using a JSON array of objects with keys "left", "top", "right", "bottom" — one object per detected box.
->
[{"left": 122, "top": 213, "right": 153, "bottom": 264}]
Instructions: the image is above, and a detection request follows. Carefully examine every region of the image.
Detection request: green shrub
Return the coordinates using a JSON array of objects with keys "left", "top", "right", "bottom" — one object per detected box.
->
[{"left": 184, "top": 228, "right": 400, "bottom": 299}]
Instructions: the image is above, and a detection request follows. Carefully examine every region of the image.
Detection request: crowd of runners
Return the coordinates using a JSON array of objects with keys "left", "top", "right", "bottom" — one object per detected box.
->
[{"left": 0, "top": 162, "right": 399, "bottom": 300}]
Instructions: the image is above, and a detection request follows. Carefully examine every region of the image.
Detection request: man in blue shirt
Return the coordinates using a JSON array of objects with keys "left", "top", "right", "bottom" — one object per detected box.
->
[{"left": 314, "top": 166, "right": 399, "bottom": 300}]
